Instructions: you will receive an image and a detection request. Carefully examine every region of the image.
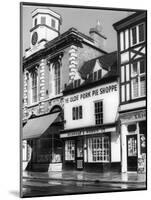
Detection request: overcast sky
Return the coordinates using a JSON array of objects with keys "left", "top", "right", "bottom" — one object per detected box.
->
[{"left": 22, "top": 5, "right": 134, "bottom": 54}]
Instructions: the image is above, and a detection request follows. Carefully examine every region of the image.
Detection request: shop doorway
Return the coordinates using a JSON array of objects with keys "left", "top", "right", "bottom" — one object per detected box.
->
[
  {"left": 127, "top": 134, "right": 137, "bottom": 171},
  {"left": 76, "top": 139, "right": 83, "bottom": 170}
]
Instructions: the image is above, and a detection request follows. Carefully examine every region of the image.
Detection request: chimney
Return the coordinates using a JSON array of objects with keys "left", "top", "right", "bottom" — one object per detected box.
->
[{"left": 89, "top": 20, "right": 107, "bottom": 49}]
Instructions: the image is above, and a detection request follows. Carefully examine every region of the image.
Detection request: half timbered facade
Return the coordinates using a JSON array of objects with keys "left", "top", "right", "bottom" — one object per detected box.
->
[{"left": 113, "top": 11, "right": 147, "bottom": 173}]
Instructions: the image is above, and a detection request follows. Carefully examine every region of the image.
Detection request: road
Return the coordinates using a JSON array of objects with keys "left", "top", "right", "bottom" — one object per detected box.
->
[{"left": 22, "top": 177, "right": 146, "bottom": 197}]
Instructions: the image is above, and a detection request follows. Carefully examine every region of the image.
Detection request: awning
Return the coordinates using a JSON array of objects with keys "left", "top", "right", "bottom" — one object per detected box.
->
[{"left": 23, "top": 112, "right": 60, "bottom": 140}]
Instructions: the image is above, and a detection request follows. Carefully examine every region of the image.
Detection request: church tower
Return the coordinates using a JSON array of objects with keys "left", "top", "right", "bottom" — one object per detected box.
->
[{"left": 25, "top": 8, "right": 62, "bottom": 57}]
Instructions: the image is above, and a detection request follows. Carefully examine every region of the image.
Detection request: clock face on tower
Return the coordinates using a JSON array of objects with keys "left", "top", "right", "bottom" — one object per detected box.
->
[{"left": 31, "top": 32, "right": 38, "bottom": 45}]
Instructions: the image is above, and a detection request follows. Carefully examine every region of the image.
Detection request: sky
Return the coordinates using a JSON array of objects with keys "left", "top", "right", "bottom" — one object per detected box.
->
[{"left": 22, "top": 5, "right": 134, "bottom": 54}]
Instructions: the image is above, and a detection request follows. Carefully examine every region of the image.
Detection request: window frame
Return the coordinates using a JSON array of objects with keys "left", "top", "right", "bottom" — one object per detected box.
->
[
  {"left": 130, "top": 23, "right": 145, "bottom": 47},
  {"left": 41, "top": 16, "right": 46, "bottom": 24},
  {"left": 53, "top": 62, "right": 61, "bottom": 95},
  {"left": 87, "top": 136, "right": 110, "bottom": 163},
  {"left": 94, "top": 100, "right": 103, "bottom": 125},
  {"left": 65, "top": 140, "right": 75, "bottom": 161},
  {"left": 72, "top": 106, "right": 83, "bottom": 120},
  {"left": 131, "top": 59, "right": 146, "bottom": 99},
  {"left": 31, "top": 69, "right": 38, "bottom": 103}
]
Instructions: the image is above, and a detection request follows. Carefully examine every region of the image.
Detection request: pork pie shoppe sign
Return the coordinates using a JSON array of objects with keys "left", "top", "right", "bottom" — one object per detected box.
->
[{"left": 65, "top": 83, "right": 118, "bottom": 103}]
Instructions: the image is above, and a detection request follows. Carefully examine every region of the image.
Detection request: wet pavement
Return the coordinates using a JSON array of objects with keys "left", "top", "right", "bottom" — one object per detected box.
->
[
  {"left": 23, "top": 170, "right": 146, "bottom": 184},
  {"left": 21, "top": 170, "right": 146, "bottom": 197},
  {"left": 22, "top": 177, "right": 146, "bottom": 197}
]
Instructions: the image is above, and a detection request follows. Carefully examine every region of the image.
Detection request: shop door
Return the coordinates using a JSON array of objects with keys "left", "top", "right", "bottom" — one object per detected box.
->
[
  {"left": 76, "top": 139, "right": 83, "bottom": 170},
  {"left": 127, "top": 135, "right": 137, "bottom": 171}
]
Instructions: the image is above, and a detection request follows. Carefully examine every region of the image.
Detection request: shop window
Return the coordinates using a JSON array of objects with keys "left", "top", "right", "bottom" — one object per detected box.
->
[
  {"left": 94, "top": 101, "right": 103, "bottom": 125},
  {"left": 65, "top": 140, "right": 75, "bottom": 160},
  {"left": 41, "top": 17, "right": 46, "bottom": 24},
  {"left": 31, "top": 69, "right": 38, "bottom": 103},
  {"left": 54, "top": 62, "right": 61, "bottom": 95},
  {"left": 131, "top": 23, "right": 145, "bottom": 46},
  {"left": 87, "top": 136, "right": 110, "bottom": 162},
  {"left": 72, "top": 106, "right": 82, "bottom": 120},
  {"left": 131, "top": 60, "right": 146, "bottom": 99},
  {"left": 139, "top": 121, "right": 146, "bottom": 154}
]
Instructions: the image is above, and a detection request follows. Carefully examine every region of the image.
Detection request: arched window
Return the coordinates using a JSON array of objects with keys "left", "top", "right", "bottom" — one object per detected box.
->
[
  {"left": 31, "top": 70, "right": 38, "bottom": 103},
  {"left": 54, "top": 62, "right": 61, "bottom": 95}
]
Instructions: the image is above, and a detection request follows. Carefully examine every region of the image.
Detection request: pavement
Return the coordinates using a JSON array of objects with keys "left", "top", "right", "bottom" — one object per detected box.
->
[{"left": 23, "top": 170, "right": 146, "bottom": 184}]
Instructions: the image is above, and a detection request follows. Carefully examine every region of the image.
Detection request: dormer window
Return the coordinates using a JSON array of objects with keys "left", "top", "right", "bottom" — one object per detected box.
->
[
  {"left": 74, "top": 79, "right": 80, "bottom": 88},
  {"left": 41, "top": 17, "right": 46, "bottom": 24},
  {"left": 93, "top": 69, "right": 102, "bottom": 81}
]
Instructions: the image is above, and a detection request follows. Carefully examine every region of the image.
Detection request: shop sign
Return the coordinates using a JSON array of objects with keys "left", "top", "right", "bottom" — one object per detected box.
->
[
  {"left": 121, "top": 110, "right": 146, "bottom": 123},
  {"left": 64, "top": 83, "right": 118, "bottom": 103},
  {"left": 60, "top": 127, "right": 116, "bottom": 138}
]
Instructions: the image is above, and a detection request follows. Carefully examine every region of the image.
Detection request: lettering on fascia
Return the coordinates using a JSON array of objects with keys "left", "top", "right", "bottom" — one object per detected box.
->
[{"left": 65, "top": 84, "right": 117, "bottom": 103}]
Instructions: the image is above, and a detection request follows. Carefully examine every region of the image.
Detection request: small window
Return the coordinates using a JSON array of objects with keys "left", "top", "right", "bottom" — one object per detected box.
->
[
  {"left": 93, "top": 70, "right": 102, "bottom": 81},
  {"left": 72, "top": 106, "right": 83, "bottom": 120},
  {"left": 131, "top": 23, "right": 145, "bottom": 46},
  {"left": 51, "top": 18, "right": 56, "bottom": 28},
  {"left": 41, "top": 17, "right": 46, "bottom": 24}
]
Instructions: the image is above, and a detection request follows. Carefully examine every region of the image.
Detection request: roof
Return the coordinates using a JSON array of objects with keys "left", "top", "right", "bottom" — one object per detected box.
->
[
  {"left": 113, "top": 11, "right": 146, "bottom": 31},
  {"left": 23, "top": 27, "right": 107, "bottom": 67},
  {"left": 79, "top": 51, "right": 117, "bottom": 79},
  {"left": 64, "top": 51, "right": 118, "bottom": 94}
]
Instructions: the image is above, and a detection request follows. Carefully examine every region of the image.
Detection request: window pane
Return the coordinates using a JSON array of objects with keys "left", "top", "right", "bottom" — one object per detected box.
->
[
  {"left": 140, "top": 60, "right": 145, "bottom": 74},
  {"left": 132, "top": 27, "right": 137, "bottom": 45},
  {"left": 41, "top": 17, "right": 46, "bottom": 24},
  {"left": 79, "top": 106, "right": 82, "bottom": 119},
  {"left": 125, "top": 29, "right": 129, "bottom": 49},
  {"left": 139, "top": 24, "right": 145, "bottom": 42},
  {"left": 51, "top": 19, "right": 56, "bottom": 28},
  {"left": 121, "top": 66, "right": 125, "bottom": 82},
  {"left": 132, "top": 78, "right": 138, "bottom": 98},
  {"left": 98, "top": 69, "right": 102, "bottom": 79},
  {"left": 93, "top": 71, "right": 97, "bottom": 81},
  {"left": 126, "top": 64, "right": 130, "bottom": 81},
  {"left": 126, "top": 83, "right": 130, "bottom": 101},
  {"left": 131, "top": 62, "right": 138, "bottom": 77},
  {"left": 73, "top": 107, "right": 75, "bottom": 120},
  {"left": 34, "top": 18, "right": 37, "bottom": 26},
  {"left": 121, "top": 85, "right": 125, "bottom": 102},
  {"left": 120, "top": 32, "right": 124, "bottom": 51},
  {"left": 140, "top": 76, "right": 146, "bottom": 96}
]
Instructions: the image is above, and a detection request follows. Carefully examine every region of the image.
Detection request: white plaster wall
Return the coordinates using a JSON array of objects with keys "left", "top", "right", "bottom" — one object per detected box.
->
[
  {"left": 111, "top": 131, "right": 121, "bottom": 162},
  {"left": 64, "top": 81, "right": 119, "bottom": 129}
]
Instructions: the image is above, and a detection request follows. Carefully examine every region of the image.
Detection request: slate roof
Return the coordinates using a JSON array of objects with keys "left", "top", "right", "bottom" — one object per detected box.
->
[
  {"left": 64, "top": 51, "right": 118, "bottom": 94},
  {"left": 79, "top": 51, "right": 117, "bottom": 79}
]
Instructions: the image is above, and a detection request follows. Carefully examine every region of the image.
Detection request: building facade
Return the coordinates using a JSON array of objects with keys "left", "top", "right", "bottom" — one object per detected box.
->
[
  {"left": 22, "top": 8, "right": 107, "bottom": 171},
  {"left": 113, "top": 11, "right": 147, "bottom": 173},
  {"left": 60, "top": 52, "right": 121, "bottom": 172}
]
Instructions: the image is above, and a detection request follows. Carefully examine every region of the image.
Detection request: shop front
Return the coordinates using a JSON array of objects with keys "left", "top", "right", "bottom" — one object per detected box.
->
[
  {"left": 22, "top": 111, "right": 63, "bottom": 172},
  {"left": 60, "top": 124, "right": 121, "bottom": 172},
  {"left": 120, "top": 109, "right": 146, "bottom": 173}
]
